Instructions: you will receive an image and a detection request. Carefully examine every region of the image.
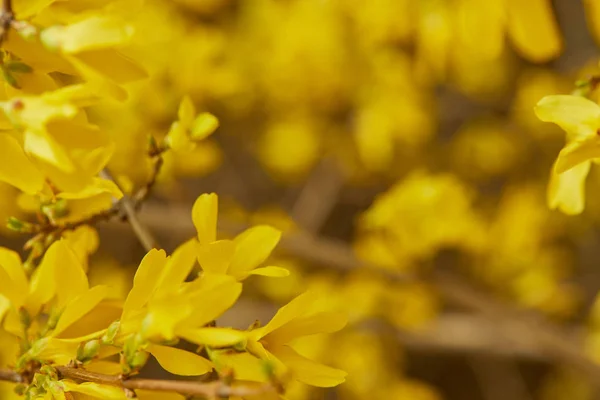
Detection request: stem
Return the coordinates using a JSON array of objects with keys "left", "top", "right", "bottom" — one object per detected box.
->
[
  {"left": 0, "top": 366, "right": 274, "bottom": 398},
  {"left": 100, "top": 169, "right": 157, "bottom": 252}
]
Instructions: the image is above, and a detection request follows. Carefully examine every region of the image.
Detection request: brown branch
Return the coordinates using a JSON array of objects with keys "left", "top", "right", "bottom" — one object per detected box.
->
[
  {"left": 100, "top": 169, "right": 157, "bottom": 252},
  {"left": 0, "top": 366, "right": 274, "bottom": 398},
  {"left": 0, "top": 0, "right": 13, "bottom": 44},
  {"left": 0, "top": 368, "right": 22, "bottom": 383}
]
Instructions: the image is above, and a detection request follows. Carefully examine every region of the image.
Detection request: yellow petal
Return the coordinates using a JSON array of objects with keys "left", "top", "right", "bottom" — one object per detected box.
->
[
  {"left": 265, "top": 312, "right": 347, "bottom": 346},
  {"left": 178, "top": 328, "right": 247, "bottom": 348},
  {"left": 0, "top": 134, "right": 44, "bottom": 194},
  {"left": 254, "top": 291, "right": 315, "bottom": 339},
  {"left": 506, "top": 0, "right": 562, "bottom": 62},
  {"left": 71, "top": 49, "right": 148, "bottom": 84},
  {"left": 178, "top": 96, "right": 196, "bottom": 126},
  {"left": 52, "top": 285, "right": 107, "bottom": 337},
  {"left": 272, "top": 345, "right": 346, "bottom": 387},
  {"left": 228, "top": 226, "right": 281, "bottom": 278},
  {"left": 62, "top": 381, "right": 127, "bottom": 399},
  {"left": 534, "top": 95, "right": 600, "bottom": 140},
  {"left": 555, "top": 137, "right": 600, "bottom": 173},
  {"left": 122, "top": 249, "right": 168, "bottom": 319},
  {"left": 50, "top": 240, "right": 90, "bottom": 308},
  {"left": 0, "top": 248, "right": 28, "bottom": 306},
  {"left": 147, "top": 344, "right": 213, "bottom": 376},
  {"left": 180, "top": 278, "right": 242, "bottom": 329},
  {"left": 142, "top": 294, "right": 192, "bottom": 341},
  {"left": 41, "top": 17, "right": 134, "bottom": 54},
  {"left": 13, "top": 0, "right": 55, "bottom": 19},
  {"left": 191, "top": 113, "right": 219, "bottom": 141},
  {"left": 211, "top": 351, "right": 270, "bottom": 383},
  {"left": 156, "top": 239, "right": 198, "bottom": 290},
  {"left": 247, "top": 266, "right": 290, "bottom": 278},
  {"left": 23, "top": 129, "right": 75, "bottom": 172},
  {"left": 548, "top": 160, "right": 591, "bottom": 215},
  {"left": 192, "top": 193, "right": 218, "bottom": 245},
  {"left": 197, "top": 240, "right": 235, "bottom": 274}
]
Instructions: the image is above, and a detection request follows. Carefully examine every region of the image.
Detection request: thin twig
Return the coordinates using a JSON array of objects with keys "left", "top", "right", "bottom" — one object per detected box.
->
[
  {"left": 100, "top": 169, "right": 157, "bottom": 252},
  {"left": 0, "top": 366, "right": 275, "bottom": 398},
  {"left": 0, "top": 0, "right": 13, "bottom": 44},
  {"left": 0, "top": 368, "right": 22, "bottom": 383}
]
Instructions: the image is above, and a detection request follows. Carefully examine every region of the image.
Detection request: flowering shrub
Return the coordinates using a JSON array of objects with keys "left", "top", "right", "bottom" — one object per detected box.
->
[{"left": 2, "top": 1, "right": 600, "bottom": 400}]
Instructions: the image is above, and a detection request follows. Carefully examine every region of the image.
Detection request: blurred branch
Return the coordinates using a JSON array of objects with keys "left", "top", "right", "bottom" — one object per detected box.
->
[
  {"left": 291, "top": 159, "right": 344, "bottom": 233},
  {"left": 134, "top": 202, "right": 600, "bottom": 385},
  {"left": 469, "top": 357, "right": 532, "bottom": 400}
]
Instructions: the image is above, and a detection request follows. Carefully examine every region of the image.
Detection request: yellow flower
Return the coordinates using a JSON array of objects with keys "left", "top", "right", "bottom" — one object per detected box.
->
[
  {"left": 191, "top": 193, "right": 289, "bottom": 280},
  {"left": 165, "top": 96, "right": 219, "bottom": 151},
  {"left": 534, "top": 95, "right": 600, "bottom": 214},
  {"left": 0, "top": 87, "right": 121, "bottom": 196},
  {"left": 117, "top": 248, "right": 246, "bottom": 376},
  {"left": 215, "top": 291, "right": 347, "bottom": 387},
  {"left": 40, "top": 15, "right": 147, "bottom": 100}
]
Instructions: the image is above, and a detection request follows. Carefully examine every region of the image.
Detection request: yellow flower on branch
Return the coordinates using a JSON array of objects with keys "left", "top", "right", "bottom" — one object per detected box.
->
[
  {"left": 214, "top": 291, "right": 347, "bottom": 388},
  {"left": 191, "top": 193, "right": 289, "bottom": 280},
  {"left": 534, "top": 94, "right": 600, "bottom": 214},
  {"left": 165, "top": 96, "right": 219, "bottom": 151}
]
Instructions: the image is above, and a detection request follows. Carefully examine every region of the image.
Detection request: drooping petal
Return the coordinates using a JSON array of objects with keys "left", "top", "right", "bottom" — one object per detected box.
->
[
  {"left": 0, "top": 134, "right": 45, "bottom": 194},
  {"left": 196, "top": 240, "right": 235, "bottom": 274},
  {"left": 192, "top": 193, "right": 218, "bottom": 245},
  {"left": 41, "top": 16, "right": 134, "bottom": 54},
  {"left": 548, "top": 160, "right": 591, "bottom": 215},
  {"left": 228, "top": 226, "right": 281, "bottom": 278},
  {"left": 122, "top": 249, "right": 168, "bottom": 319},
  {"left": 271, "top": 345, "right": 346, "bottom": 387},
  {"left": 265, "top": 312, "right": 347, "bottom": 346},
  {"left": 555, "top": 137, "right": 600, "bottom": 173},
  {"left": 253, "top": 291, "right": 316, "bottom": 339},
  {"left": 147, "top": 344, "right": 213, "bottom": 376},
  {"left": 0, "top": 248, "right": 27, "bottom": 306},
  {"left": 178, "top": 327, "right": 247, "bottom": 348},
  {"left": 50, "top": 240, "right": 90, "bottom": 308},
  {"left": 61, "top": 380, "right": 128, "bottom": 399},
  {"left": 534, "top": 95, "right": 600, "bottom": 140},
  {"left": 246, "top": 266, "right": 290, "bottom": 278},
  {"left": 52, "top": 285, "right": 108, "bottom": 337}
]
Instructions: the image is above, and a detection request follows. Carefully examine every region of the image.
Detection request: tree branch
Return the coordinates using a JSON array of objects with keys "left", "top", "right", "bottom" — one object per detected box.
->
[{"left": 0, "top": 366, "right": 275, "bottom": 398}]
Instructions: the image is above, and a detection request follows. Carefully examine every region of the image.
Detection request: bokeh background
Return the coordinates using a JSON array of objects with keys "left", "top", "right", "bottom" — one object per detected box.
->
[{"left": 4, "top": 0, "right": 600, "bottom": 399}]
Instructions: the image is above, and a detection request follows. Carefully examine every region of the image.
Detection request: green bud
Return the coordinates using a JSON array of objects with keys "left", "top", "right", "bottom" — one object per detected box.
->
[
  {"left": 39, "top": 365, "right": 57, "bottom": 380},
  {"left": 101, "top": 321, "right": 120, "bottom": 345},
  {"left": 129, "top": 350, "right": 149, "bottom": 370},
  {"left": 13, "top": 384, "right": 26, "bottom": 395},
  {"left": 77, "top": 340, "right": 101, "bottom": 363},
  {"left": 7, "top": 217, "right": 29, "bottom": 232}
]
